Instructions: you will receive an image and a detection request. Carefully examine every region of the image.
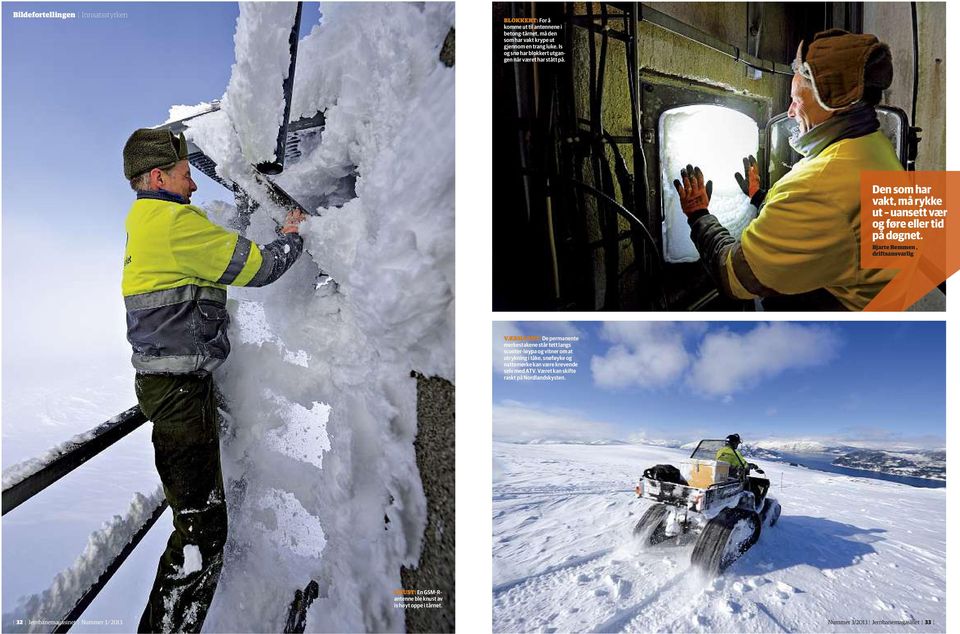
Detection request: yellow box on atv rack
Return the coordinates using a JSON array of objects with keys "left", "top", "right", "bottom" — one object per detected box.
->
[{"left": 685, "top": 460, "right": 730, "bottom": 488}]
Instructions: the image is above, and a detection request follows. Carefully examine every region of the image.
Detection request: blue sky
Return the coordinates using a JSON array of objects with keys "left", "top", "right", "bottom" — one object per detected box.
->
[
  {"left": 493, "top": 321, "right": 946, "bottom": 448},
  {"left": 2, "top": 2, "right": 319, "bottom": 370},
  {"left": 3, "top": 3, "right": 239, "bottom": 241},
  {"left": 2, "top": 2, "right": 321, "bottom": 240}
]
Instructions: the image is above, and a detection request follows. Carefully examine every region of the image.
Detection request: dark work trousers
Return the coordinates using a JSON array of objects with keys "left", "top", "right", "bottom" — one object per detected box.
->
[{"left": 135, "top": 373, "right": 228, "bottom": 633}]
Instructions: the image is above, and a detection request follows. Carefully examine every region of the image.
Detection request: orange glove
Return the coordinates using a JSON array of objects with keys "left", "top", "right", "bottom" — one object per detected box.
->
[
  {"left": 673, "top": 164, "right": 713, "bottom": 216},
  {"left": 281, "top": 209, "right": 306, "bottom": 234},
  {"left": 734, "top": 155, "right": 761, "bottom": 199}
]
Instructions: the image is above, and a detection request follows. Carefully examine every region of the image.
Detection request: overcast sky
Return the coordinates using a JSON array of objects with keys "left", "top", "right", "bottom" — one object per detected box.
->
[{"left": 493, "top": 321, "right": 946, "bottom": 448}]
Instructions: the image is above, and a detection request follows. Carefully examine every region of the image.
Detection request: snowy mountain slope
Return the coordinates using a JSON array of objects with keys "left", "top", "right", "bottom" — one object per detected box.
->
[
  {"left": 739, "top": 442, "right": 947, "bottom": 482},
  {"left": 749, "top": 440, "right": 834, "bottom": 454},
  {"left": 492, "top": 442, "right": 945, "bottom": 633}
]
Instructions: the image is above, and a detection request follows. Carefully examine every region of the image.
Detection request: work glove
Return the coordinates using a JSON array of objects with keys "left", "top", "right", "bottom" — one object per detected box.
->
[
  {"left": 747, "top": 462, "right": 764, "bottom": 474},
  {"left": 734, "top": 155, "right": 767, "bottom": 208},
  {"left": 281, "top": 209, "right": 307, "bottom": 234},
  {"left": 673, "top": 164, "right": 712, "bottom": 217}
]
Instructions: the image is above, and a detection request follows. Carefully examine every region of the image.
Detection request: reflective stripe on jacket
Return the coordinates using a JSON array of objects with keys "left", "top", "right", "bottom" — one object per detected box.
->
[{"left": 122, "top": 191, "right": 303, "bottom": 374}]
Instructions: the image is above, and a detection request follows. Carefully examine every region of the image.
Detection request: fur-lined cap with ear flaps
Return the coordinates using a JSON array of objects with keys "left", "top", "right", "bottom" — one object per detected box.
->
[
  {"left": 123, "top": 129, "right": 189, "bottom": 180},
  {"left": 795, "top": 29, "right": 893, "bottom": 111}
]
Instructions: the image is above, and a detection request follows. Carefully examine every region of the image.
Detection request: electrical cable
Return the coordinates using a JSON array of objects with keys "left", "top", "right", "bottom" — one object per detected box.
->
[
  {"left": 520, "top": 168, "right": 664, "bottom": 268},
  {"left": 624, "top": 4, "right": 663, "bottom": 309},
  {"left": 596, "top": 4, "right": 621, "bottom": 310},
  {"left": 511, "top": 3, "right": 533, "bottom": 222},
  {"left": 559, "top": 6, "right": 593, "bottom": 308},
  {"left": 910, "top": 2, "right": 919, "bottom": 128},
  {"left": 908, "top": 1, "right": 922, "bottom": 173}
]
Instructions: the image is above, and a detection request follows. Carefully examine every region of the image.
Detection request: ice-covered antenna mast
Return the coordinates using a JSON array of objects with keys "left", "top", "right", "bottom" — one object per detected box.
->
[
  {"left": 256, "top": 1, "right": 303, "bottom": 176},
  {"left": 155, "top": 3, "right": 344, "bottom": 217}
]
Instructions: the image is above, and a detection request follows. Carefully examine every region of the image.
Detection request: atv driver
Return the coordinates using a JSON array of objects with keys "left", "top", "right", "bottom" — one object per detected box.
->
[
  {"left": 716, "top": 434, "right": 763, "bottom": 479},
  {"left": 635, "top": 436, "right": 782, "bottom": 574}
]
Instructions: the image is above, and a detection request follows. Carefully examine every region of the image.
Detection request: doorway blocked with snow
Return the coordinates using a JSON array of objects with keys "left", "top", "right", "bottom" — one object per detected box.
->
[{"left": 638, "top": 73, "right": 771, "bottom": 308}]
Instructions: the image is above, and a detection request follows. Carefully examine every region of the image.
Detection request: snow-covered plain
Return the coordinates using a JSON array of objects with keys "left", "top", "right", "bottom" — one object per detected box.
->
[{"left": 492, "top": 442, "right": 946, "bottom": 633}]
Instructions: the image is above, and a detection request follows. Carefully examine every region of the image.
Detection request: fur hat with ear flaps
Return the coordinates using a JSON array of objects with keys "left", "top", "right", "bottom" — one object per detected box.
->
[
  {"left": 795, "top": 29, "right": 893, "bottom": 111},
  {"left": 123, "top": 129, "right": 189, "bottom": 180}
]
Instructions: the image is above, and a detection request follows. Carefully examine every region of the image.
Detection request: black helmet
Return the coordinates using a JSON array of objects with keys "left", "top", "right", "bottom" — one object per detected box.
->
[{"left": 726, "top": 433, "right": 741, "bottom": 448}]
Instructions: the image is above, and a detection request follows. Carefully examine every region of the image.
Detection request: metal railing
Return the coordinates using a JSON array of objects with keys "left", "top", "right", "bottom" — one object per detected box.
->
[{"left": 2, "top": 406, "right": 168, "bottom": 632}]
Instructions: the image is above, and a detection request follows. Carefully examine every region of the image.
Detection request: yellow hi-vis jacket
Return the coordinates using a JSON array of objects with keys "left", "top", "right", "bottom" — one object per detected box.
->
[
  {"left": 689, "top": 131, "right": 903, "bottom": 310},
  {"left": 122, "top": 190, "right": 303, "bottom": 374},
  {"left": 715, "top": 446, "right": 749, "bottom": 471},
  {"left": 723, "top": 131, "right": 900, "bottom": 310}
]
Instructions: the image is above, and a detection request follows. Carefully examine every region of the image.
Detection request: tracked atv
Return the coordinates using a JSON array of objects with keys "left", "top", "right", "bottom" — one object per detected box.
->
[{"left": 634, "top": 439, "right": 781, "bottom": 575}]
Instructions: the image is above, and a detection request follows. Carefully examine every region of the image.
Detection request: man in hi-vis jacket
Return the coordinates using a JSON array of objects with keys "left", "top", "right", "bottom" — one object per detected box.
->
[
  {"left": 715, "top": 434, "right": 749, "bottom": 475},
  {"left": 716, "top": 433, "right": 765, "bottom": 481},
  {"left": 122, "top": 128, "right": 305, "bottom": 632},
  {"left": 674, "top": 30, "right": 901, "bottom": 310}
]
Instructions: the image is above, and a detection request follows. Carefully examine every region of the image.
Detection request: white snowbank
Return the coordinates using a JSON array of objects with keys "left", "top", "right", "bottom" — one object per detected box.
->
[
  {"left": 660, "top": 105, "right": 758, "bottom": 263},
  {"left": 181, "top": 4, "right": 454, "bottom": 631},
  {"left": 5, "top": 487, "right": 165, "bottom": 632}
]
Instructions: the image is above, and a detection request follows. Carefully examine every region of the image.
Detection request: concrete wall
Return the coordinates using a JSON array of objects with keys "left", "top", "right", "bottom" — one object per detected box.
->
[
  {"left": 572, "top": 3, "right": 790, "bottom": 144},
  {"left": 570, "top": 4, "right": 632, "bottom": 307},
  {"left": 570, "top": 1, "right": 946, "bottom": 175},
  {"left": 649, "top": 2, "right": 795, "bottom": 85},
  {"left": 569, "top": 3, "right": 790, "bottom": 307},
  {"left": 863, "top": 2, "right": 946, "bottom": 170},
  {"left": 401, "top": 373, "right": 455, "bottom": 633}
]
